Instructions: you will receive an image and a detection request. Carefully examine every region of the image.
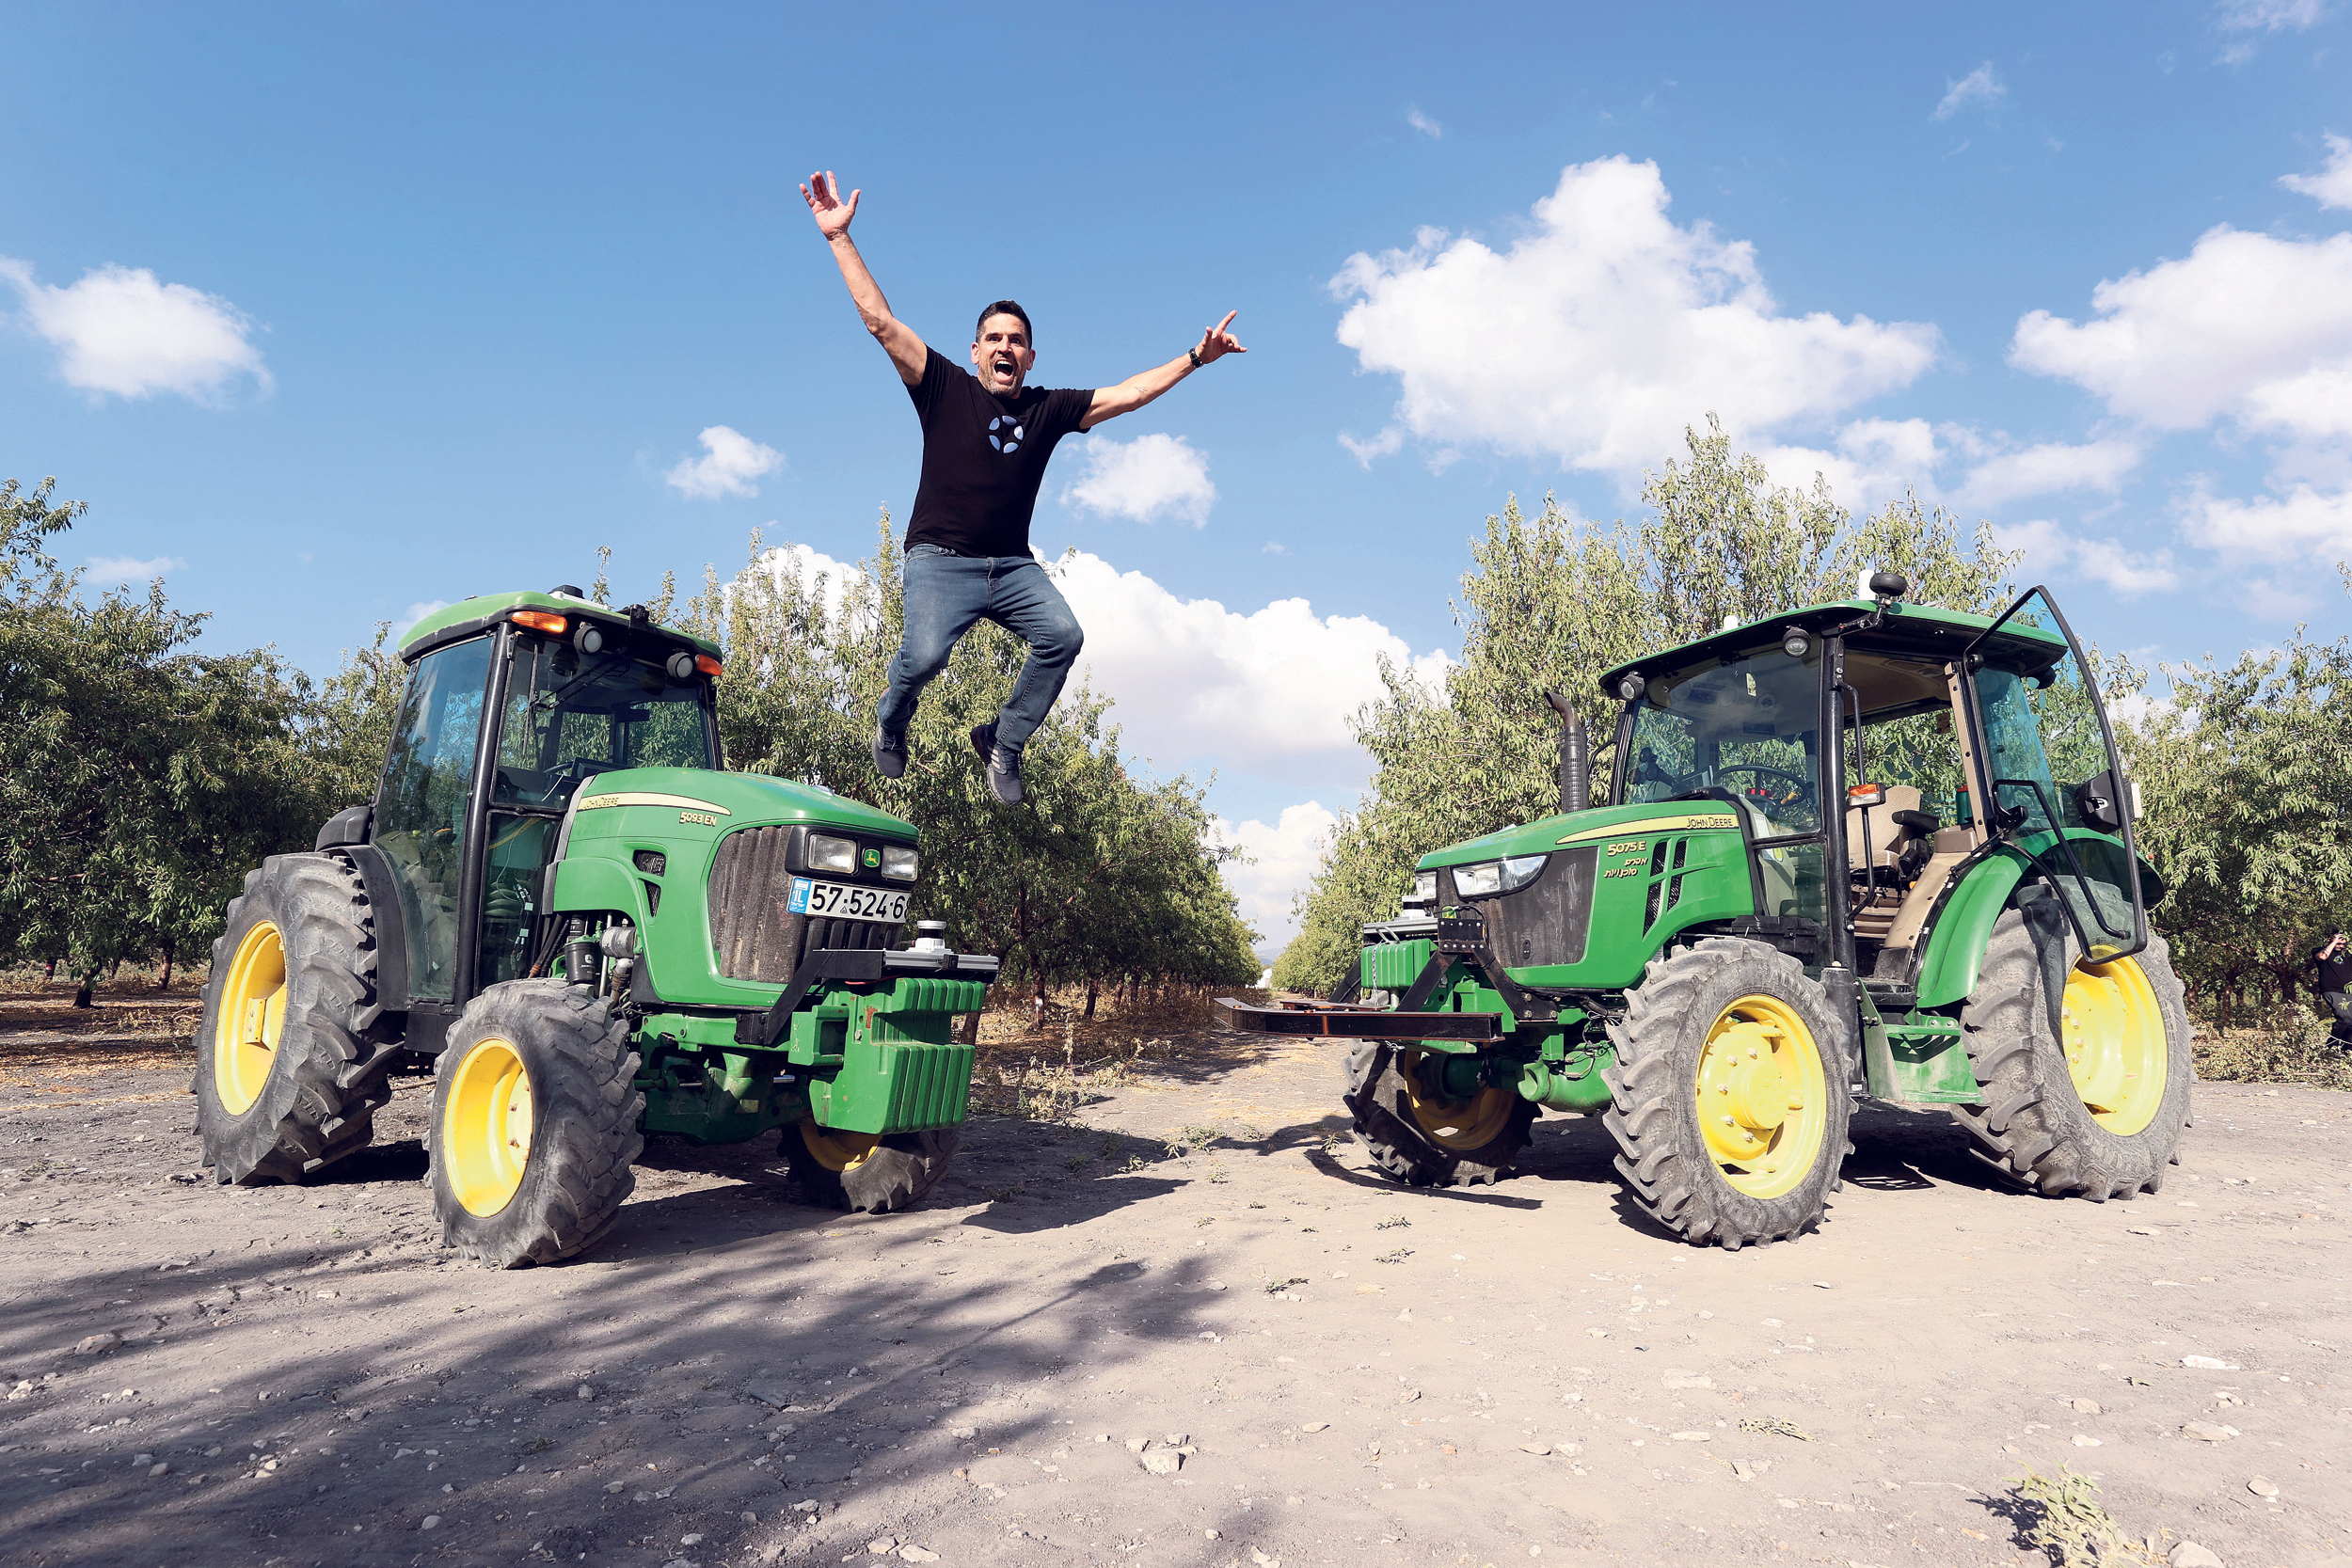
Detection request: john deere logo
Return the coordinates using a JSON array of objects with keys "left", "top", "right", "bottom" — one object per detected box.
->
[{"left": 862, "top": 847, "right": 881, "bottom": 868}]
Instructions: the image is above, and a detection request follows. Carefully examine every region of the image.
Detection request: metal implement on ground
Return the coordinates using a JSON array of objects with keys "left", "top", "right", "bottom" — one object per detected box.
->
[
  {"left": 194, "top": 587, "right": 996, "bottom": 1266},
  {"left": 1222, "top": 576, "right": 2189, "bottom": 1250}
]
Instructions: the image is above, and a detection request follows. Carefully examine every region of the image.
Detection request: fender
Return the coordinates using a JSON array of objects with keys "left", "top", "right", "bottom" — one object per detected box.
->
[{"left": 1913, "top": 832, "right": 2165, "bottom": 1009}]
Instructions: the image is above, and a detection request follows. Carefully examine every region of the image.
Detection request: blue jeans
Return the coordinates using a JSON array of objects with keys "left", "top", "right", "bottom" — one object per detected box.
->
[{"left": 877, "top": 547, "right": 1084, "bottom": 754}]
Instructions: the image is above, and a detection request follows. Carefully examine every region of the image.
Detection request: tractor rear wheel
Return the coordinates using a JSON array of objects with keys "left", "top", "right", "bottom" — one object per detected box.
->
[
  {"left": 195, "top": 854, "right": 397, "bottom": 1185},
  {"left": 1342, "top": 1040, "right": 1535, "bottom": 1187},
  {"left": 429, "top": 980, "right": 644, "bottom": 1267},
  {"left": 1949, "top": 889, "right": 2191, "bottom": 1198},
  {"left": 1600, "top": 938, "right": 1853, "bottom": 1250},
  {"left": 784, "top": 1120, "right": 960, "bottom": 1213}
]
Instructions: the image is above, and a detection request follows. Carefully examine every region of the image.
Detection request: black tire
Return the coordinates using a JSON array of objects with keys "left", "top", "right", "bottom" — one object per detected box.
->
[
  {"left": 1342, "top": 1039, "right": 1535, "bottom": 1188},
  {"left": 429, "top": 980, "right": 644, "bottom": 1267},
  {"left": 1948, "top": 889, "right": 2192, "bottom": 1199},
  {"left": 1600, "top": 938, "right": 1853, "bottom": 1250},
  {"left": 783, "top": 1121, "right": 961, "bottom": 1213},
  {"left": 195, "top": 854, "right": 398, "bottom": 1185}
]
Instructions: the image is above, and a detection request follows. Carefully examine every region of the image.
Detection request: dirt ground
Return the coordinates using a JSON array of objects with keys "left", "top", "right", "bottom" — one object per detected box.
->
[{"left": 4, "top": 982, "right": 2349, "bottom": 1568}]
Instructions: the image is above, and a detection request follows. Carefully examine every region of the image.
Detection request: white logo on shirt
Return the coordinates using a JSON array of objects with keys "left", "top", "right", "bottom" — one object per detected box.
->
[{"left": 988, "top": 415, "right": 1025, "bottom": 455}]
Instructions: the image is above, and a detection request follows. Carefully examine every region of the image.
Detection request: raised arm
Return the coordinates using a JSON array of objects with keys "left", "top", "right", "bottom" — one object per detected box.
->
[
  {"left": 802, "top": 171, "right": 926, "bottom": 386},
  {"left": 1080, "top": 310, "right": 1247, "bottom": 431}
]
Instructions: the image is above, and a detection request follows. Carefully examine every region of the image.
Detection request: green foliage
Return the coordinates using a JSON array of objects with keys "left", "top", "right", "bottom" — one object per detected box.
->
[
  {"left": 671, "top": 520, "right": 1260, "bottom": 1002},
  {"left": 2123, "top": 602, "right": 2352, "bottom": 1023},
  {"left": 0, "top": 477, "right": 322, "bottom": 990},
  {"left": 1276, "top": 417, "right": 2018, "bottom": 994}
]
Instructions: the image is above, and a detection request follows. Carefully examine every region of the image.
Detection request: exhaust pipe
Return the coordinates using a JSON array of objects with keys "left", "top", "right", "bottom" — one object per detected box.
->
[{"left": 1544, "top": 690, "right": 1589, "bottom": 815}]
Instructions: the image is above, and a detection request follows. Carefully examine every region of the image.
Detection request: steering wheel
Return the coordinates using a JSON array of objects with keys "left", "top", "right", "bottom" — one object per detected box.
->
[{"left": 1672, "top": 764, "right": 1812, "bottom": 808}]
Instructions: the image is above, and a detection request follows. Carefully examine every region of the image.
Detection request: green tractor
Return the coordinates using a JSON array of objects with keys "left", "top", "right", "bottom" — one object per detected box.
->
[
  {"left": 194, "top": 588, "right": 995, "bottom": 1265},
  {"left": 1225, "top": 578, "right": 2189, "bottom": 1249}
]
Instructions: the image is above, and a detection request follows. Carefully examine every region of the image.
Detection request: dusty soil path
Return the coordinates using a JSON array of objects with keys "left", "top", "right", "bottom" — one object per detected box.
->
[{"left": 3, "top": 1003, "right": 2348, "bottom": 1568}]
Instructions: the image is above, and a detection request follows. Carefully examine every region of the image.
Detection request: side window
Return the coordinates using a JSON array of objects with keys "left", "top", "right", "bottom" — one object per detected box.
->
[{"left": 373, "top": 638, "right": 494, "bottom": 1003}]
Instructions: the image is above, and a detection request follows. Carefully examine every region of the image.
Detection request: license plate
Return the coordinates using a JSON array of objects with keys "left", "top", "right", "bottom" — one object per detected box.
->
[{"left": 787, "top": 877, "right": 910, "bottom": 925}]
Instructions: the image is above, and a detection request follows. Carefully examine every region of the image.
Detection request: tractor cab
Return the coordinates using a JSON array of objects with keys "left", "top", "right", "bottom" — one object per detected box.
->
[
  {"left": 1603, "top": 575, "right": 2150, "bottom": 998},
  {"left": 324, "top": 587, "right": 725, "bottom": 1045}
]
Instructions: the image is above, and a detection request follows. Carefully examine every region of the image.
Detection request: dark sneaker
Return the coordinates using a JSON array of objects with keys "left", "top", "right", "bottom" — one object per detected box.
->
[
  {"left": 969, "top": 722, "right": 1022, "bottom": 804},
  {"left": 872, "top": 724, "right": 907, "bottom": 780}
]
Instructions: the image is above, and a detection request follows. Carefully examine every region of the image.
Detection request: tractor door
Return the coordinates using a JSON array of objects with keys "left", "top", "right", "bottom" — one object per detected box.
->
[
  {"left": 1958, "top": 587, "right": 2148, "bottom": 961},
  {"left": 373, "top": 636, "right": 498, "bottom": 1005}
]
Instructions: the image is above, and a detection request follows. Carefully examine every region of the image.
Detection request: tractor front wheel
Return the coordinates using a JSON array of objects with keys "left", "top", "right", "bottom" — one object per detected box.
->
[
  {"left": 784, "top": 1120, "right": 960, "bottom": 1213},
  {"left": 1950, "top": 890, "right": 2191, "bottom": 1198},
  {"left": 1600, "top": 938, "right": 1853, "bottom": 1250},
  {"left": 195, "top": 854, "right": 397, "bottom": 1184},
  {"left": 429, "top": 980, "right": 644, "bottom": 1267},
  {"left": 1343, "top": 1040, "right": 1535, "bottom": 1187}
]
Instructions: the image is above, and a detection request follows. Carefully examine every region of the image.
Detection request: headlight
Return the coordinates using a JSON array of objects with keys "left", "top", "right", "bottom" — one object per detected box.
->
[
  {"left": 807, "top": 833, "right": 858, "bottom": 874},
  {"left": 881, "top": 845, "right": 919, "bottom": 881},
  {"left": 1452, "top": 854, "right": 1548, "bottom": 898},
  {"left": 1404, "top": 871, "right": 1437, "bottom": 909}
]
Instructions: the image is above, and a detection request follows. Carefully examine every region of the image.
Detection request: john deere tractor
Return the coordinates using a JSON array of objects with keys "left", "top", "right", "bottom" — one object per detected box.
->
[
  {"left": 195, "top": 588, "right": 996, "bottom": 1266},
  {"left": 1224, "top": 578, "right": 2188, "bottom": 1250}
]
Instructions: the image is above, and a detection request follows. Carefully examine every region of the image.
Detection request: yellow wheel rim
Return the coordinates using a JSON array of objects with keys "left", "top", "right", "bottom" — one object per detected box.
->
[
  {"left": 1694, "top": 994, "right": 1828, "bottom": 1200},
  {"left": 442, "top": 1038, "right": 535, "bottom": 1217},
  {"left": 799, "top": 1118, "right": 881, "bottom": 1173},
  {"left": 2061, "top": 958, "right": 2167, "bottom": 1135},
  {"left": 214, "top": 921, "right": 289, "bottom": 1116},
  {"left": 1397, "top": 1049, "right": 1517, "bottom": 1152}
]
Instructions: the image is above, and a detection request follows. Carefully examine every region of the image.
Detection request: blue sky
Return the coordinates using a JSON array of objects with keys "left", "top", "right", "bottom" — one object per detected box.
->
[{"left": 6, "top": 2, "right": 2349, "bottom": 950}]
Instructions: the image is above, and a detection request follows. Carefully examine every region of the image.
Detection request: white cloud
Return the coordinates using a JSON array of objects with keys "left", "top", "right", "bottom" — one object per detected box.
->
[
  {"left": 84, "top": 554, "right": 186, "bottom": 586},
  {"left": 2181, "top": 483, "right": 2352, "bottom": 563},
  {"left": 1262, "top": 541, "right": 1289, "bottom": 555},
  {"left": 1329, "top": 157, "right": 1939, "bottom": 480},
  {"left": 0, "top": 257, "right": 268, "bottom": 402},
  {"left": 1212, "top": 800, "right": 1341, "bottom": 950},
  {"left": 1761, "top": 418, "right": 1944, "bottom": 511},
  {"left": 2010, "top": 226, "right": 2352, "bottom": 436},
  {"left": 2282, "top": 133, "right": 2352, "bottom": 210},
  {"left": 745, "top": 541, "right": 863, "bottom": 626},
  {"left": 1054, "top": 550, "right": 1449, "bottom": 783},
  {"left": 1062, "top": 432, "right": 1216, "bottom": 526},
  {"left": 1933, "top": 63, "right": 2006, "bottom": 120},
  {"left": 664, "top": 425, "right": 784, "bottom": 499},
  {"left": 1959, "top": 436, "right": 2144, "bottom": 505},
  {"left": 1406, "top": 105, "right": 1443, "bottom": 139},
  {"left": 397, "top": 599, "right": 451, "bottom": 633},
  {"left": 1988, "top": 518, "right": 2179, "bottom": 596},
  {"left": 2217, "top": 0, "right": 2330, "bottom": 30}
]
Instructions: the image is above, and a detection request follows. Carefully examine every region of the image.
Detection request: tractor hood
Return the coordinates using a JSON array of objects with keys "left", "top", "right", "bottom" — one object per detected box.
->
[
  {"left": 1417, "top": 800, "right": 1741, "bottom": 871},
  {"left": 563, "top": 767, "right": 915, "bottom": 842}
]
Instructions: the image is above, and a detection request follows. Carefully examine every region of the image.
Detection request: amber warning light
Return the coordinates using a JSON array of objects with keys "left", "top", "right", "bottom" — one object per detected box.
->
[
  {"left": 695, "top": 655, "right": 723, "bottom": 679},
  {"left": 1848, "top": 783, "right": 1886, "bottom": 808},
  {"left": 511, "top": 610, "right": 567, "bottom": 635}
]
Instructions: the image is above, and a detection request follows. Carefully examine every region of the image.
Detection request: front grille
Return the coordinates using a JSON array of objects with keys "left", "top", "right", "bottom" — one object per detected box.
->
[{"left": 708, "top": 825, "right": 905, "bottom": 983}]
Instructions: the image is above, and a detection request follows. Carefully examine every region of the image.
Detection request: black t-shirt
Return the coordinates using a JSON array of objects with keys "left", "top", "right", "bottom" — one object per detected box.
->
[
  {"left": 2316, "top": 942, "right": 2352, "bottom": 993},
  {"left": 903, "top": 346, "right": 1094, "bottom": 558}
]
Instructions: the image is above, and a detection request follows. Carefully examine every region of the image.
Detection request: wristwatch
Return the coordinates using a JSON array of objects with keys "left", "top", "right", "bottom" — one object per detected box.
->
[{"left": 1187, "top": 346, "right": 1203, "bottom": 370}]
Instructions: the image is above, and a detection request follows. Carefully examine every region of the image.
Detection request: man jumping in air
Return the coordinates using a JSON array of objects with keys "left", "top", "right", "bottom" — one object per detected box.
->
[{"left": 803, "top": 169, "right": 1245, "bottom": 805}]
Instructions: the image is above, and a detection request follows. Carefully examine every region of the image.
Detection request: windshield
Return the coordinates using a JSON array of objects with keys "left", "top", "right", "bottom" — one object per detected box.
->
[
  {"left": 494, "top": 637, "right": 716, "bottom": 807},
  {"left": 1623, "top": 641, "right": 1821, "bottom": 839}
]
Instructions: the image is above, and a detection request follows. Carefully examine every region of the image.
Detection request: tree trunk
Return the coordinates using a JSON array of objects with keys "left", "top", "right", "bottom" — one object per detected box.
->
[
  {"left": 72, "top": 969, "right": 98, "bottom": 1009},
  {"left": 108, "top": 956, "right": 121, "bottom": 981},
  {"left": 1083, "top": 980, "right": 1099, "bottom": 1022},
  {"left": 158, "top": 938, "right": 175, "bottom": 990}
]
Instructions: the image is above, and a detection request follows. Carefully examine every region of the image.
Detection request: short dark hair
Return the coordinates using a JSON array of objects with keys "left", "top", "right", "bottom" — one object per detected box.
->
[{"left": 975, "top": 299, "right": 1032, "bottom": 341}]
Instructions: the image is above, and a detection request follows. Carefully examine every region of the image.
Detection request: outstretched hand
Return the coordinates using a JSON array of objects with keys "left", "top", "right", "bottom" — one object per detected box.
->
[
  {"left": 802, "top": 170, "right": 859, "bottom": 241},
  {"left": 1195, "top": 310, "right": 1247, "bottom": 365}
]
